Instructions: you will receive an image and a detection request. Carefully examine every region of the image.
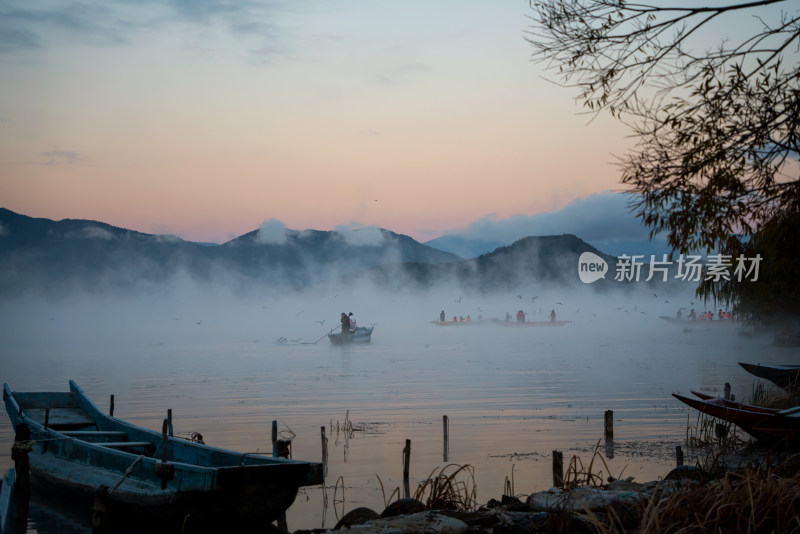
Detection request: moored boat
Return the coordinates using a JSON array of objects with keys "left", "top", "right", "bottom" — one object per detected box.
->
[
  {"left": 0, "top": 469, "right": 14, "bottom": 534},
  {"left": 673, "top": 392, "right": 800, "bottom": 445},
  {"left": 659, "top": 316, "right": 734, "bottom": 326},
  {"left": 328, "top": 326, "right": 373, "bottom": 345},
  {"left": 3, "top": 381, "right": 323, "bottom": 531},
  {"left": 738, "top": 362, "right": 800, "bottom": 390},
  {"left": 491, "top": 318, "right": 571, "bottom": 327}
]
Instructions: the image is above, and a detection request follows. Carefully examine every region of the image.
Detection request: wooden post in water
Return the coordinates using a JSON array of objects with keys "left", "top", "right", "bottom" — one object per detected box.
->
[
  {"left": 272, "top": 420, "right": 279, "bottom": 457},
  {"left": 167, "top": 409, "right": 173, "bottom": 437},
  {"left": 321, "top": 426, "right": 328, "bottom": 476},
  {"left": 442, "top": 415, "right": 449, "bottom": 462},
  {"left": 44, "top": 407, "right": 50, "bottom": 430},
  {"left": 552, "top": 450, "right": 563, "bottom": 489},
  {"left": 12, "top": 423, "right": 30, "bottom": 497},
  {"left": 676, "top": 446, "right": 684, "bottom": 467},
  {"left": 604, "top": 410, "right": 614, "bottom": 439},
  {"left": 109, "top": 394, "right": 115, "bottom": 416},
  {"left": 402, "top": 439, "right": 411, "bottom": 499}
]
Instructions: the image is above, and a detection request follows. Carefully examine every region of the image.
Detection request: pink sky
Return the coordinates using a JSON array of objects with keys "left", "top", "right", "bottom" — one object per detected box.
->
[{"left": 0, "top": 1, "right": 631, "bottom": 243}]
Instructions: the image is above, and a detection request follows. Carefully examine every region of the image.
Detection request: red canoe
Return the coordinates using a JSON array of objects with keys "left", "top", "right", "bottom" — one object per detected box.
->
[{"left": 673, "top": 392, "right": 800, "bottom": 445}]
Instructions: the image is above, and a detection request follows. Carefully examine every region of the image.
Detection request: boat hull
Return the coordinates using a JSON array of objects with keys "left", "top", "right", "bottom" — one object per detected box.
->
[
  {"left": 3, "top": 381, "right": 323, "bottom": 531},
  {"left": 739, "top": 362, "right": 800, "bottom": 390},
  {"left": 329, "top": 326, "right": 373, "bottom": 344},
  {"left": 673, "top": 393, "right": 800, "bottom": 445},
  {"left": 491, "top": 319, "right": 571, "bottom": 327}
]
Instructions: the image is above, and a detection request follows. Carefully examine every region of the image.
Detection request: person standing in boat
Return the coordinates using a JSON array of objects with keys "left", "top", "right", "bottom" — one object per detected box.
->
[
  {"left": 550, "top": 309, "right": 556, "bottom": 322},
  {"left": 440, "top": 310, "right": 446, "bottom": 322},
  {"left": 340, "top": 312, "right": 351, "bottom": 333},
  {"left": 348, "top": 312, "right": 357, "bottom": 332}
]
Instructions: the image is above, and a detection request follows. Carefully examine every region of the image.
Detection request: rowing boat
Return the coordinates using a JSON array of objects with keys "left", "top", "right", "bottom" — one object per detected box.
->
[
  {"left": 491, "top": 319, "right": 571, "bottom": 327},
  {"left": 328, "top": 326, "right": 373, "bottom": 345},
  {"left": 3, "top": 381, "right": 323, "bottom": 531},
  {"left": 738, "top": 362, "right": 800, "bottom": 390},
  {"left": 673, "top": 392, "right": 800, "bottom": 445}
]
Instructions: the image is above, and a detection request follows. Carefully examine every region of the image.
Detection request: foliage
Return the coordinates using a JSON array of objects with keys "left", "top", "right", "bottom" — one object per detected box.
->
[
  {"left": 697, "top": 206, "right": 800, "bottom": 318},
  {"left": 527, "top": 1, "right": 800, "bottom": 254}
]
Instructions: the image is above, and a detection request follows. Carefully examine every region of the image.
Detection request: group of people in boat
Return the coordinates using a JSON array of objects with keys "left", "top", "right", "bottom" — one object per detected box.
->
[
  {"left": 504, "top": 309, "right": 557, "bottom": 323},
  {"left": 680, "top": 308, "right": 732, "bottom": 321},
  {"left": 340, "top": 312, "right": 357, "bottom": 333}
]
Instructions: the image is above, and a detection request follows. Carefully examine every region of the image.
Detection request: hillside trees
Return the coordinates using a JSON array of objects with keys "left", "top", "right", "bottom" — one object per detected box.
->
[{"left": 527, "top": 0, "right": 800, "bottom": 319}]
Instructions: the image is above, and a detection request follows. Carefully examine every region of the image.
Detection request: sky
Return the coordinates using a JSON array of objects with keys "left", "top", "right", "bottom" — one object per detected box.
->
[{"left": 0, "top": 0, "right": 636, "bottom": 244}]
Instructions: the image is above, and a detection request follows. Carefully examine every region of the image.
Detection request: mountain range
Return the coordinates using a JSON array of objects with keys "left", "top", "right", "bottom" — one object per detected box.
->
[{"left": 0, "top": 208, "right": 631, "bottom": 295}]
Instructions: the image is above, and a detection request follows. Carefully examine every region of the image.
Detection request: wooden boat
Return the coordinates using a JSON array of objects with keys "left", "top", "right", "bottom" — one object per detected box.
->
[
  {"left": 738, "top": 362, "right": 800, "bottom": 390},
  {"left": 491, "top": 318, "right": 571, "bottom": 327},
  {"left": 3, "top": 381, "right": 323, "bottom": 531},
  {"left": 0, "top": 469, "right": 14, "bottom": 534},
  {"left": 659, "top": 316, "right": 734, "bottom": 326},
  {"left": 690, "top": 390, "right": 783, "bottom": 414},
  {"left": 673, "top": 392, "right": 800, "bottom": 445},
  {"left": 430, "top": 319, "right": 493, "bottom": 326},
  {"left": 328, "top": 326, "right": 373, "bottom": 345}
]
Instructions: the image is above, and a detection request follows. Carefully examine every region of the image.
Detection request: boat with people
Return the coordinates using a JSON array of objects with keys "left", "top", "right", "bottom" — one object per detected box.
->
[
  {"left": 659, "top": 315, "right": 734, "bottom": 326},
  {"left": 328, "top": 326, "right": 374, "bottom": 345},
  {"left": 3, "top": 380, "right": 323, "bottom": 531},
  {"left": 490, "top": 318, "right": 571, "bottom": 327},
  {"left": 738, "top": 362, "right": 800, "bottom": 390},
  {"left": 673, "top": 390, "right": 800, "bottom": 445}
]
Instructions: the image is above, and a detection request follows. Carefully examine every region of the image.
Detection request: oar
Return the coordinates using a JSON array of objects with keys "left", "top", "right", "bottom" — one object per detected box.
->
[{"left": 300, "top": 325, "right": 340, "bottom": 345}]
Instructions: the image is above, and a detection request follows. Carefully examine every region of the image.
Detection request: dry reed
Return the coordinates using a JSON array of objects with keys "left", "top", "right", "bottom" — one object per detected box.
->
[{"left": 412, "top": 464, "right": 478, "bottom": 511}]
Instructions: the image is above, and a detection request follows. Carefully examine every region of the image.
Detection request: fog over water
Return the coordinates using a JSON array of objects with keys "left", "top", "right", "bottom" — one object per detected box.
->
[{"left": 1, "top": 279, "right": 796, "bottom": 532}]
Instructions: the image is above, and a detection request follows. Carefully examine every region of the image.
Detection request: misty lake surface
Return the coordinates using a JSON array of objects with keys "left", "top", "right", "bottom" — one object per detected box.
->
[{"left": 1, "top": 288, "right": 796, "bottom": 532}]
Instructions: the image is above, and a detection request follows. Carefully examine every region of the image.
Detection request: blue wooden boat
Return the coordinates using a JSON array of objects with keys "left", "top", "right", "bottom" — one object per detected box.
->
[
  {"left": 3, "top": 381, "right": 323, "bottom": 530},
  {"left": 739, "top": 362, "right": 800, "bottom": 390},
  {"left": 328, "top": 326, "right": 373, "bottom": 345},
  {"left": 0, "top": 469, "right": 14, "bottom": 534}
]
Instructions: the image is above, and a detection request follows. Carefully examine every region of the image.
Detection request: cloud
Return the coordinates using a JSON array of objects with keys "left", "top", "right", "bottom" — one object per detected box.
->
[
  {"left": 448, "top": 192, "right": 669, "bottom": 256},
  {"left": 335, "top": 224, "right": 385, "bottom": 246},
  {"left": 43, "top": 146, "right": 79, "bottom": 166},
  {"left": 460, "top": 192, "right": 653, "bottom": 242},
  {"left": 0, "top": 0, "right": 289, "bottom": 60},
  {"left": 63, "top": 226, "right": 115, "bottom": 240},
  {"left": 255, "top": 218, "right": 288, "bottom": 245}
]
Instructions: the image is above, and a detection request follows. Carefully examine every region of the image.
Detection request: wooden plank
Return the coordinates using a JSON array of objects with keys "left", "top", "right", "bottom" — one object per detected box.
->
[
  {"left": 98, "top": 442, "right": 154, "bottom": 449},
  {"left": 25, "top": 408, "right": 94, "bottom": 429},
  {"left": 61, "top": 431, "right": 128, "bottom": 438}
]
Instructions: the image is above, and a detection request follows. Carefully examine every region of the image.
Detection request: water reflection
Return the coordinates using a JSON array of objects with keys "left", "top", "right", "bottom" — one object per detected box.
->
[{"left": 1, "top": 291, "right": 795, "bottom": 533}]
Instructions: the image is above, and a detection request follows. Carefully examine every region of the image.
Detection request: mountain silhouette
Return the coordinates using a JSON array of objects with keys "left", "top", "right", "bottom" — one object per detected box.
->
[{"left": 0, "top": 208, "right": 460, "bottom": 295}]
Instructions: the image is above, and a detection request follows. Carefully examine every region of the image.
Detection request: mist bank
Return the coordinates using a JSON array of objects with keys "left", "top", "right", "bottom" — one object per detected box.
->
[{"left": 0, "top": 208, "right": 686, "bottom": 298}]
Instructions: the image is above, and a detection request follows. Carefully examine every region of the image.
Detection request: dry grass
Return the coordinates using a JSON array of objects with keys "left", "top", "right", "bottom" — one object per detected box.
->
[
  {"left": 564, "top": 440, "right": 627, "bottom": 490},
  {"left": 640, "top": 458, "right": 800, "bottom": 533},
  {"left": 573, "top": 455, "right": 800, "bottom": 533},
  {"left": 412, "top": 464, "right": 478, "bottom": 511}
]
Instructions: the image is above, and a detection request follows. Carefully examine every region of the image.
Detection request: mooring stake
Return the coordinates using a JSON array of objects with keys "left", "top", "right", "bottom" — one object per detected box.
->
[
  {"left": 604, "top": 410, "right": 614, "bottom": 439},
  {"left": 402, "top": 439, "right": 411, "bottom": 499},
  {"left": 552, "top": 450, "right": 563, "bottom": 488},
  {"left": 443, "top": 415, "right": 449, "bottom": 462}
]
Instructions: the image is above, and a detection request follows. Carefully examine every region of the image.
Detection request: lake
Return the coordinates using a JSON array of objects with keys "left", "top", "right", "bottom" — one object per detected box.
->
[{"left": 1, "top": 286, "right": 794, "bottom": 532}]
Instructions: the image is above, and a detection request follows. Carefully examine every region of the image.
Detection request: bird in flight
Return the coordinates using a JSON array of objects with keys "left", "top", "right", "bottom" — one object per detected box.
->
[{"left": 316, "top": 320, "right": 325, "bottom": 325}]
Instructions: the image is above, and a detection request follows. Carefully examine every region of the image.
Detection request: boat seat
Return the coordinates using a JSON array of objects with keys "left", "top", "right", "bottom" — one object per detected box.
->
[
  {"left": 61, "top": 430, "right": 128, "bottom": 438},
  {"left": 98, "top": 441, "right": 155, "bottom": 450},
  {"left": 25, "top": 408, "right": 95, "bottom": 429}
]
